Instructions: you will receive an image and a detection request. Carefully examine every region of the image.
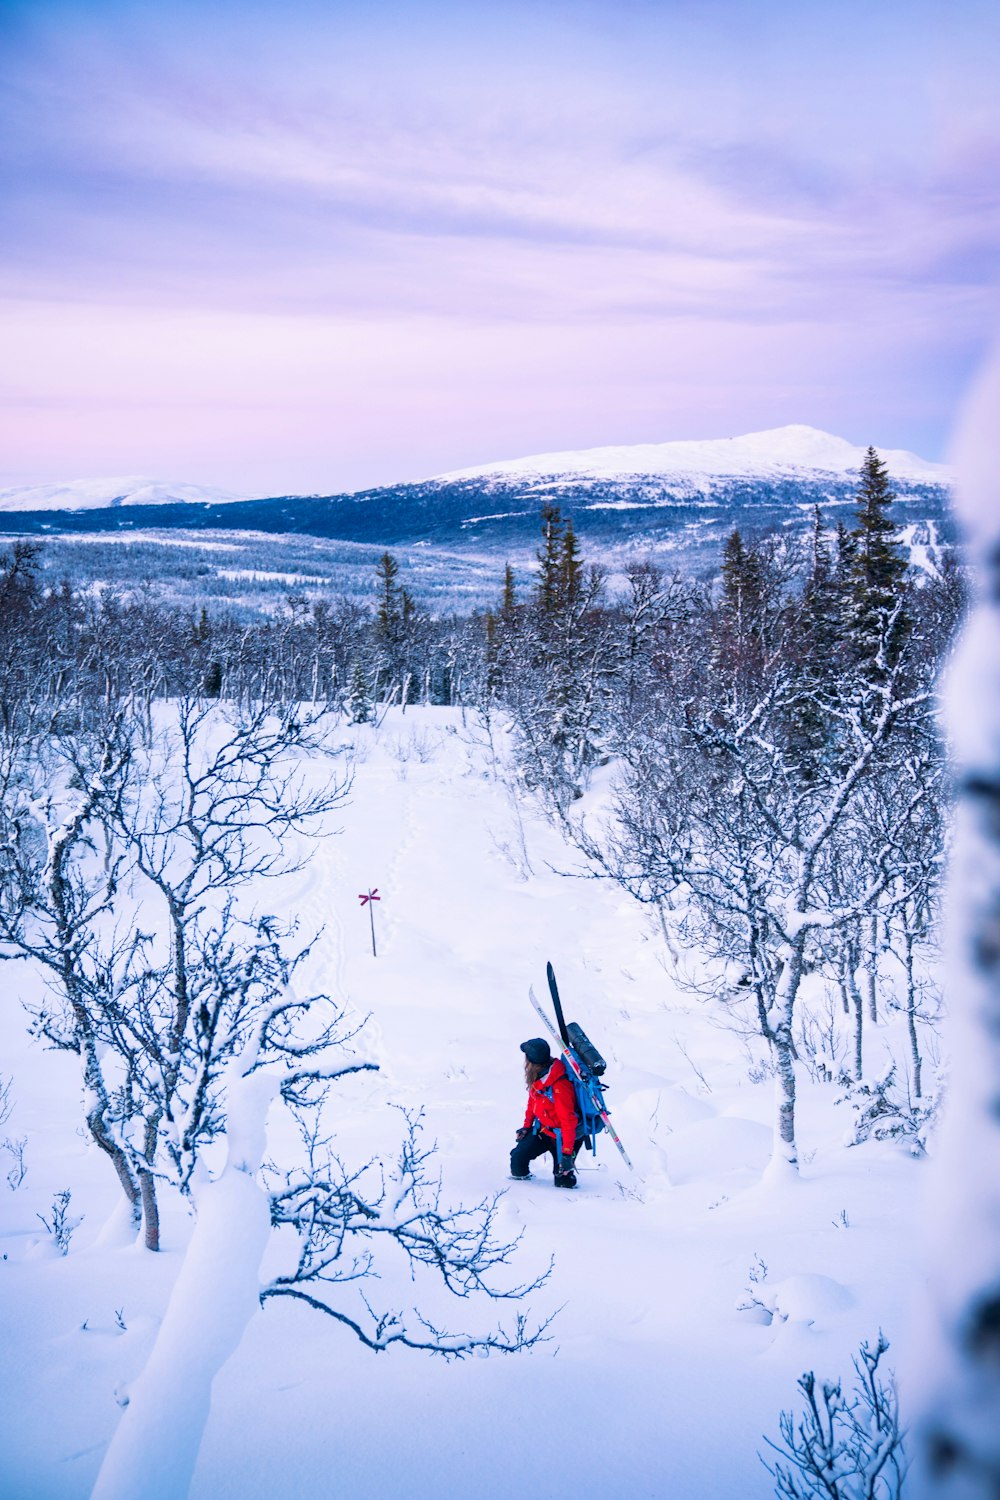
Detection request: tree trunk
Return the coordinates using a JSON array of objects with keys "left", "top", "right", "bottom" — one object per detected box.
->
[
  {"left": 773, "top": 1030, "right": 797, "bottom": 1167},
  {"left": 904, "top": 927, "right": 923, "bottom": 1100},
  {"left": 81, "top": 1045, "right": 141, "bottom": 1232},
  {"left": 768, "top": 936, "right": 805, "bottom": 1173},
  {"left": 91, "top": 1069, "right": 277, "bottom": 1500},
  {"left": 853, "top": 981, "right": 864, "bottom": 1082},
  {"left": 139, "top": 1172, "right": 160, "bottom": 1252},
  {"left": 851, "top": 948, "right": 863, "bottom": 1080},
  {"left": 867, "top": 912, "right": 879, "bottom": 1024},
  {"left": 91, "top": 1125, "right": 142, "bottom": 1232},
  {"left": 139, "top": 1111, "right": 161, "bottom": 1252}
]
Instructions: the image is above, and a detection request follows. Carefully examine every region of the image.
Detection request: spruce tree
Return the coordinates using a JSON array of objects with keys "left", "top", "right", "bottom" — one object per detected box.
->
[
  {"left": 847, "top": 447, "right": 908, "bottom": 667},
  {"left": 346, "top": 661, "right": 373, "bottom": 724},
  {"left": 535, "top": 504, "right": 564, "bottom": 618},
  {"left": 373, "top": 551, "right": 418, "bottom": 702},
  {"left": 801, "top": 507, "right": 841, "bottom": 665},
  {"left": 560, "top": 518, "right": 583, "bottom": 611},
  {"left": 790, "top": 508, "right": 845, "bottom": 776},
  {"left": 375, "top": 552, "right": 402, "bottom": 640},
  {"left": 501, "top": 563, "right": 517, "bottom": 621},
  {"left": 720, "top": 530, "right": 764, "bottom": 630},
  {"left": 716, "top": 529, "right": 768, "bottom": 693},
  {"left": 833, "top": 519, "right": 857, "bottom": 595}
]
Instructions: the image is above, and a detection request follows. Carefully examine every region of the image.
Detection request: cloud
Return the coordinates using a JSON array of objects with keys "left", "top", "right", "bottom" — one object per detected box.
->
[{"left": 0, "top": 0, "right": 997, "bottom": 486}]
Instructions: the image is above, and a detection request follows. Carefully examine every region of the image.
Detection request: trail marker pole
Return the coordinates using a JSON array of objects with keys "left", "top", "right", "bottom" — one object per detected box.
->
[{"left": 358, "top": 888, "right": 380, "bottom": 956}]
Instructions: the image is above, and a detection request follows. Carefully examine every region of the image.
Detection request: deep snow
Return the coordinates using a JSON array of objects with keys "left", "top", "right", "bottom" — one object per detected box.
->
[{"left": 0, "top": 708, "right": 932, "bottom": 1499}]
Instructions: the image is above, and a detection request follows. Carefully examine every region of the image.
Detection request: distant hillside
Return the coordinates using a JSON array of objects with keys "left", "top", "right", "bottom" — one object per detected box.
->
[
  {"left": 0, "top": 477, "right": 247, "bottom": 513},
  {"left": 0, "top": 426, "right": 955, "bottom": 578}
]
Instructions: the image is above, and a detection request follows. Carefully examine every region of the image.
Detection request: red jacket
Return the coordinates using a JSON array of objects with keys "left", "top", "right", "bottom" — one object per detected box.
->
[{"left": 523, "top": 1057, "right": 579, "bottom": 1152}]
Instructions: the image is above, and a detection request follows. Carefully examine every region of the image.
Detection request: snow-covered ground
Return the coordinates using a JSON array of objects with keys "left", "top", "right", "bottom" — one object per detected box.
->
[{"left": 0, "top": 708, "right": 932, "bottom": 1499}]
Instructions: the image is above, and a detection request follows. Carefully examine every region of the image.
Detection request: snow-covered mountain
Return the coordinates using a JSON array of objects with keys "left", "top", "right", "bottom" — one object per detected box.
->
[
  {"left": 0, "top": 427, "right": 954, "bottom": 581},
  {"left": 0, "top": 476, "right": 248, "bottom": 513},
  {"left": 438, "top": 424, "right": 950, "bottom": 488}
]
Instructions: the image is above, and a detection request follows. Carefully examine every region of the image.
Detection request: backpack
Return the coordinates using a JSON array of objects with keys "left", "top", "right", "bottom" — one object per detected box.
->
[{"left": 544, "top": 1022, "right": 609, "bottom": 1155}]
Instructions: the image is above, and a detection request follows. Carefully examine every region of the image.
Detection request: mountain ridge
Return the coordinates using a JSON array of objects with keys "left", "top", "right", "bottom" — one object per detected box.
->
[
  {"left": 0, "top": 477, "right": 248, "bottom": 514},
  {"left": 0, "top": 426, "right": 948, "bottom": 515},
  {"left": 436, "top": 424, "right": 949, "bottom": 487},
  {"left": 0, "top": 425, "right": 954, "bottom": 581}
]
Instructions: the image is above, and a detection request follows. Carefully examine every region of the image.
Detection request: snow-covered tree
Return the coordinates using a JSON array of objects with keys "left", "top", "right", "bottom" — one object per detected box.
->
[
  {"left": 0, "top": 693, "right": 353, "bottom": 1248},
  {"left": 594, "top": 483, "right": 949, "bottom": 1169},
  {"left": 763, "top": 1333, "right": 905, "bottom": 1499},
  {"left": 2, "top": 682, "right": 550, "bottom": 1500},
  {"left": 846, "top": 447, "right": 909, "bottom": 672}
]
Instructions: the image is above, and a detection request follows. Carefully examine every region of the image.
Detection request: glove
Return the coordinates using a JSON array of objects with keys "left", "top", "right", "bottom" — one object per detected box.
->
[
  {"left": 516, "top": 1127, "right": 530, "bottom": 1142},
  {"left": 559, "top": 1154, "right": 575, "bottom": 1171}
]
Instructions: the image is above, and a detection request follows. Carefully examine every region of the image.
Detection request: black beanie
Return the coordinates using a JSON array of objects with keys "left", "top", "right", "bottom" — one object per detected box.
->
[{"left": 520, "top": 1037, "right": 552, "bottom": 1067}]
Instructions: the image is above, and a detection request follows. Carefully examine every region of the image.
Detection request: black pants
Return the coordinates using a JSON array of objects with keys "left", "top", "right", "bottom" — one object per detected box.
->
[{"left": 510, "top": 1131, "right": 578, "bottom": 1178}]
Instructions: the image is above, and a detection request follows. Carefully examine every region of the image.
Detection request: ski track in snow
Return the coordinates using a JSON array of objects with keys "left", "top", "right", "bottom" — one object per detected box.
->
[{"left": 0, "top": 707, "right": 931, "bottom": 1500}]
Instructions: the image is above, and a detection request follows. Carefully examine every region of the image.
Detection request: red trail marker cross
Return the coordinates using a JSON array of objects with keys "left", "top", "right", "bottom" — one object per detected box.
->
[{"left": 359, "top": 888, "right": 380, "bottom": 957}]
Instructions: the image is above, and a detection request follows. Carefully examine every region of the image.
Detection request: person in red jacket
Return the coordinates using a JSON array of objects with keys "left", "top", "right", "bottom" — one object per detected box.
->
[{"left": 510, "top": 1037, "right": 580, "bottom": 1188}]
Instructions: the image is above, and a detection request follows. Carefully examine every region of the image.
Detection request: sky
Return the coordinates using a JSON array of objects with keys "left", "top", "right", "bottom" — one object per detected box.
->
[{"left": 1, "top": 0, "right": 998, "bottom": 496}]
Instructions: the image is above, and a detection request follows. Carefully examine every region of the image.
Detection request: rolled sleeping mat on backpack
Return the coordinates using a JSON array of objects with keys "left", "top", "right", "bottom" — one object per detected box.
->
[{"left": 566, "top": 1022, "right": 607, "bottom": 1077}]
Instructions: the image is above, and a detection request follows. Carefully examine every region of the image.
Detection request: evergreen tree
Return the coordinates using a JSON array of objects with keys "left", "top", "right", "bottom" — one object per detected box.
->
[
  {"left": 715, "top": 529, "right": 770, "bottom": 697},
  {"left": 560, "top": 518, "right": 583, "bottom": 611},
  {"left": 847, "top": 447, "right": 908, "bottom": 668},
  {"left": 799, "top": 508, "right": 843, "bottom": 663},
  {"left": 501, "top": 563, "right": 517, "bottom": 621},
  {"left": 203, "top": 660, "right": 223, "bottom": 698},
  {"left": 720, "top": 529, "right": 765, "bottom": 634},
  {"left": 834, "top": 518, "right": 857, "bottom": 592},
  {"left": 346, "top": 661, "right": 373, "bottom": 724},
  {"left": 373, "top": 551, "right": 418, "bottom": 702},
  {"left": 375, "top": 552, "right": 407, "bottom": 642},
  {"left": 535, "top": 505, "right": 565, "bottom": 618},
  {"left": 788, "top": 508, "right": 847, "bottom": 776}
]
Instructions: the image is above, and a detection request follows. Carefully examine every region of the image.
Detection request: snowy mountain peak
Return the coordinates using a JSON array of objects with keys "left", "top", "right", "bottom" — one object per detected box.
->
[
  {"left": 437, "top": 425, "right": 949, "bottom": 486},
  {"left": 0, "top": 477, "right": 249, "bottom": 513}
]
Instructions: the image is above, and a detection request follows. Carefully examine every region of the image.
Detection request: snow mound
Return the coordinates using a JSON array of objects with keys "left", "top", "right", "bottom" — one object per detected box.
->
[
  {"left": 664, "top": 1116, "right": 772, "bottom": 1185},
  {"left": 438, "top": 425, "right": 949, "bottom": 486},
  {"left": 618, "top": 1086, "right": 714, "bottom": 1136},
  {"left": 761, "top": 1273, "right": 854, "bottom": 1328},
  {"left": 0, "top": 477, "right": 249, "bottom": 512}
]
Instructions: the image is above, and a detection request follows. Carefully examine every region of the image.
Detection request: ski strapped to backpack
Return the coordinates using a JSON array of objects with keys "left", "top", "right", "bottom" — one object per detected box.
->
[{"left": 528, "top": 962, "right": 634, "bottom": 1171}]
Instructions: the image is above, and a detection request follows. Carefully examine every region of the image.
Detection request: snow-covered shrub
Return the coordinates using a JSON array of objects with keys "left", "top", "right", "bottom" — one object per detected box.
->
[
  {"left": 743, "top": 1047, "right": 776, "bottom": 1085},
  {"left": 762, "top": 1333, "right": 905, "bottom": 1498},
  {"left": 796, "top": 993, "right": 849, "bottom": 1083},
  {"left": 737, "top": 1253, "right": 772, "bottom": 1322},
  {"left": 0, "top": 1074, "right": 24, "bottom": 1189},
  {"left": 36, "top": 1188, "right": 82, "bottom": 1255},
  {"left": 837, "top": 1064, "right": 938, "bottom": 1156},
  {"left": 3, "top": 1135, "right": 27, "bottom": 1190}
]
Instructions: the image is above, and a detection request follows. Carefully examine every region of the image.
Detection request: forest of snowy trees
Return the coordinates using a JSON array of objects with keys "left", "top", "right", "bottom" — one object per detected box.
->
[
  {"left": 0, "top": 449, "right": 972, "bottom": 1497},
  {"left": 0, "top": 451, "right": 963, "bottom": 1175}
]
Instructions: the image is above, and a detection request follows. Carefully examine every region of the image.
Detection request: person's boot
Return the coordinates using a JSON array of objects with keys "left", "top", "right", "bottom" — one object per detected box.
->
[{"left": 554, "top": 1167, "right": 577, "bottom": 1189}]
